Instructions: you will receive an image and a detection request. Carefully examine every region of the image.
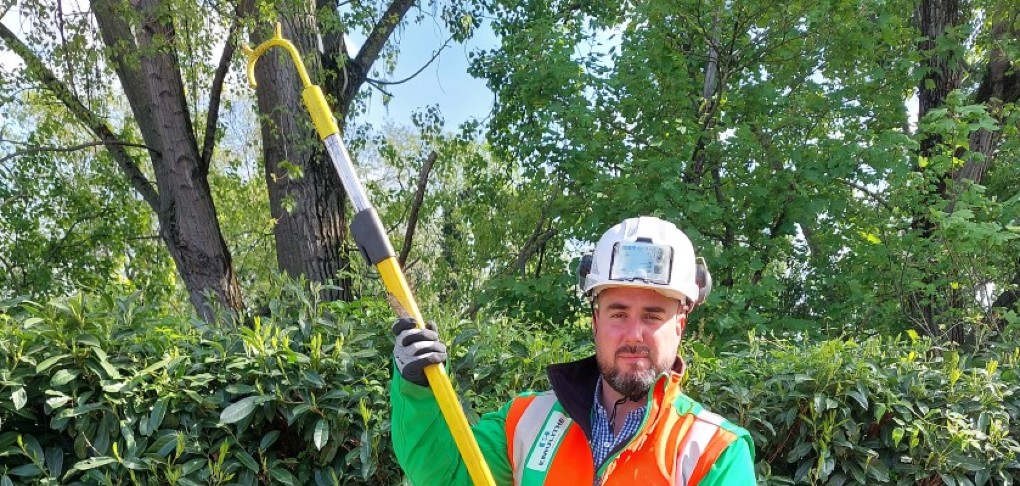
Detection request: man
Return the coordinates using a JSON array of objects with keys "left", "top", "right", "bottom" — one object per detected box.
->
[{"left": 390, "top": 216, "right": 756, "bottom": 485}]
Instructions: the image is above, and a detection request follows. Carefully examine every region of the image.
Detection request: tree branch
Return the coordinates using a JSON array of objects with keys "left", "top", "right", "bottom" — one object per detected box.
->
[
  {"left": 342, "top": 0, "right": 416, "bottom": 112},
  {"left": 366, "top": 35, "right": 452, "bottom": 86},
  {"left": 947, "top": 19, "right": 1019, "bottom": 195},
  {"left": 364, "top": 79, "right": 394, "bottom": 97},
  {"left": 354, "top": 0, "right": 416, "bottom": 72},
  {"left": 992, "top": 257, "right": 1020, "bottom": 330},
  {"left": 200, "top": 0, "right": 252, "bottom": 173},
  {"left": 0, "top": 20, "right": 160, "bottom": 209},
  {"left": 40, "top": 217, "right": 85, "bottom": 269},
  {"left": 518, "top": 227, "right": 557, "bottom": 277},
  {"left": 836, "top": 178, "right": 894, "bottom": 212},
  {"left": 398, "top": 150, "right": 437, "bottom": 268},
  {"left": 0, "top": 140, "right": 152, "bottom": 166}
]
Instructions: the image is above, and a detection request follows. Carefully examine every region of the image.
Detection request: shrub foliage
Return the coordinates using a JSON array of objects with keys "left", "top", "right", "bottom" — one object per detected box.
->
[{"left": 1, "top": 287, "right": 1017, "bottom": 485}]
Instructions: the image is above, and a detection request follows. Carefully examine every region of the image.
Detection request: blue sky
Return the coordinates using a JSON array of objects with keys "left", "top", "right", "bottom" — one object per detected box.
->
[{"left": 352, "top": 19, "right": 498, "bottom": 130}]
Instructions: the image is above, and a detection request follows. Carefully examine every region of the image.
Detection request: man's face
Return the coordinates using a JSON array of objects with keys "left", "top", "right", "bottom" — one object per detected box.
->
[{"left": 593, "top": 286, "right": 686, "bottom": 400}]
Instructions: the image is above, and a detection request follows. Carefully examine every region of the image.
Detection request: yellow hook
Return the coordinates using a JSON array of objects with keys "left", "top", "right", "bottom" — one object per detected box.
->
[
  {"left": 239, "top": 22, "right": 497, "bottom": 486},
  {"left": 241, "top": 23, "right": 312, "bottom": 89}
]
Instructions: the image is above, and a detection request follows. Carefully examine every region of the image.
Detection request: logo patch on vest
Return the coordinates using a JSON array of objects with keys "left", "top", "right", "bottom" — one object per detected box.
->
[{"left": 526, "top": 411, "right": 570, "bottom": 472}]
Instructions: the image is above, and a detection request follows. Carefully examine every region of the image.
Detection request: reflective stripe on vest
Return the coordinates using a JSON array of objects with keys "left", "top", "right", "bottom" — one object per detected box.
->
[
  {"left": 505, "top": 391, "right": 739, "bottom": 485},
  {"left": 506, "top": 393, "right": 590, "bottom": 485}
]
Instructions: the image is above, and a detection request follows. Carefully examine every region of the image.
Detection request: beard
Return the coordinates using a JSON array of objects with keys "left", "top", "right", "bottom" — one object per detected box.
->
[{"left": 597, "top": 345, "right": 671, "bottom": 400}]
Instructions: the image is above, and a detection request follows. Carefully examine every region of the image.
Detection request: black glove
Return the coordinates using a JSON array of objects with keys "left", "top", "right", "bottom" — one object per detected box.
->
[{"left": 392, "top": 318, "right": 447, "bottom": 387}]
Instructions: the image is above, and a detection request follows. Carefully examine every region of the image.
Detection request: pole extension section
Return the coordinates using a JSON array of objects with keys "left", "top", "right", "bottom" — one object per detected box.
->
[{"left": 243, "top": 24, "right": 496, "bottom": 486}]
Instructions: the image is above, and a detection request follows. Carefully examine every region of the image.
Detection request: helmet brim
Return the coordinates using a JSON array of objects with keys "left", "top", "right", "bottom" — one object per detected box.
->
[{"left": 588, "top": 281, "right": 692, "bottom": 304}]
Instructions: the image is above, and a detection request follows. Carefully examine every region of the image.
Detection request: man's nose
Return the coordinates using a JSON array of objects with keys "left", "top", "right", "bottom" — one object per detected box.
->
[{"left": 622, "top": 318, "right": 643, "bottom": 342}]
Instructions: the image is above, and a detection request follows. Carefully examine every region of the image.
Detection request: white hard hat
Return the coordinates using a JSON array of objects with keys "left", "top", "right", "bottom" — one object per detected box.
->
[{"left": 578, "top": 216, "right": 711, "bottom": 306}]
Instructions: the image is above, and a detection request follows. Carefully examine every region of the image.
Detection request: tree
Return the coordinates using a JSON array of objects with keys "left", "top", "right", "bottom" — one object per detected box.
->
[
  {"left": 353, "top": 112, "right": 580, "bottom": 323},
  {"left": 1, "top": 0, "right": 244, "bottom": 320},
  {"left": 1, "top": 0, "right": 483, "bottom": 317},
  {"left": 0, "top": 100, "right": 176, "bottom": 300},
  {"left": 907, "top": 0, "right": 1020, "bottom": 340},
  {"left": 472, "top": 0, "right": 1019, "bottom": 342},
  {"left": 249, "top": 0, "right": 478, "bottom": 301}
]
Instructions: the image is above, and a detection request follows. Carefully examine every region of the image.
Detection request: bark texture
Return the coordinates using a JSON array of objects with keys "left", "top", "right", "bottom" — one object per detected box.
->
[
  {"left": 252, "top": 15, "right": 351, "bottom": 301},
  {"left": 911, "top": 2, "right": 1020, "bottom": 339},
  {"left": 251, "top": 0, "right": 417, "bottom": 301},
  {"left": 909, "top": 0, "right": 966, "bottom": 341},
  {"left": 89, "top": 0, "right": 244, "bottom": 320}
]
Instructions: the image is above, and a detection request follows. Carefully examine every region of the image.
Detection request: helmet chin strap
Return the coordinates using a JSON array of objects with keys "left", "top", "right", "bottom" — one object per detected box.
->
[{"left": 607, "top": 394, "right": 642, "bottom": 431}]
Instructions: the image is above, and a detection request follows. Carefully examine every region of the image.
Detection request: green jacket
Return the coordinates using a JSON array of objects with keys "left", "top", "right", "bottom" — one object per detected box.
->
[{"left": 391, "top": 356, "right": 756, "bottom": 485}]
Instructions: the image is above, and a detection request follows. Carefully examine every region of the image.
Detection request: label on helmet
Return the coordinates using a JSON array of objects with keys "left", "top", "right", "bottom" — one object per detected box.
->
[{"left": 610, "top": 242, "right": 673, "bottom": 284}]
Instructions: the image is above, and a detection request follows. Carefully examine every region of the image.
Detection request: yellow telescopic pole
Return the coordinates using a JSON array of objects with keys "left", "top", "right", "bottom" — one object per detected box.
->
[{"left": 243, "top": 24, "right": 496, "bottom": 486}]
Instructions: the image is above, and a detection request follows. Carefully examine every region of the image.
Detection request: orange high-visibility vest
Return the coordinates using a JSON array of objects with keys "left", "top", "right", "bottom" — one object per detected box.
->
[{"left": 504, "top": 360, "right": 744, "bottom": 486}]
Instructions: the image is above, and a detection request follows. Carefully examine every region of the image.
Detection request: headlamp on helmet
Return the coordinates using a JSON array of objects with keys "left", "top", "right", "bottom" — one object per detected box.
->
[
  {"left": 577, "top": 216, "right": 712, "bottom": 308},
  {"left": 609, "top": 240, "right": 673, "bottom": 285}
]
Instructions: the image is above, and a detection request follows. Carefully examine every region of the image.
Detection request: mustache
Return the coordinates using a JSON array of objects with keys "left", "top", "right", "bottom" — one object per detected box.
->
[{"left": 615, "top": 345, "right": 651, "bottom": 357}]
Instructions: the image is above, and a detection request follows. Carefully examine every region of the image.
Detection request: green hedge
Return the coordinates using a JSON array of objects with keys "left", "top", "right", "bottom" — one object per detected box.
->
[
  {"left": 0, "top": 288, "right": 401, "bottom": 486},
  {"left": 685, "top": 335, "right": 1020, "bottom": 485},
  {"left": 1, "top": 288, "right": 1018, "bottom": 485}
]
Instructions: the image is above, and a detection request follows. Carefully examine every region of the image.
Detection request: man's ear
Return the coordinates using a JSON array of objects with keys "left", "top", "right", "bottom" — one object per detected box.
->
[{"left": 591, "top": 309, "right": 598, "bottom": 335}]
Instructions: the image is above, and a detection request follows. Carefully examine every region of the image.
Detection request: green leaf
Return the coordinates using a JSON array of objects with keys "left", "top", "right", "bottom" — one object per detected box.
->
[
  {"left": 225, "top": 384, "right": 256, "bottom": 395},
  {"left": 1, "top": 475, "right": 13, "bottom": 486},
  {"left": 869, "top": 462, "right": 890, "bottom": 482},
  {"left": 122, "top": 458, "right": 148, "bottom": 470},
  {"left": 20, "top": 435, "right": 43, "bottom": 463},
  {"left": 891, "top": 427, "right": 905, "bottom": 448},
  {"left": 45, "top": 446, "right": 63, "bottom": 477},
  {"left": 303, "top": 370, "right": 326, "bottom": 388},
  {"left": 8, "top": 464, "right": 41, "bottom": 477},
  {"left": 847, "top": 387, "right": 868, "bottom": 410},
  {"left": 11, "top": 388, "right": 27, "bottom": 411},
  {"left": 135, "top": 356, "right": 174, "bottom": 378},
  {"left": 88, "top": 348, "right": 121, "bottom": 379},
  {"left": 234, "top": 450, "right": 258, "bottom": 472},
  {"left": 36, "top": 354, "right": 70, "bottom": 373},
  {"left": 873, "top": 403, "right": 887, "bottom": 421},
  {"left": 289, "top": 403, "right": 313, "bottom": 424},
  {"left": 22, "top": 318, "right": 43, "bottom": 328},
  {"left": 149, "top": 433, "right": 178, "bottom": 457},
  {"left": 50, "top": 369, "right": 79, "bottom": 387},
  {"left": 787, "top": 442, "right": 813, "bottom": 462},
  {"left": 67, "top": 456, "right": 116, "bottom": 473},
  {"left": 259, "top": 430, "right": 280, "bottom": 451},
  {"left": 76, "top": 334, "right": 101, "bottom": 348},
  {"left": 313, "top": 419, "right": 329, "bottom": 450},
  {"left": 93, "top": 413, "right": 111, "bottom": 454},
  {"left": 359, "top": 428, "right": 373, "bottom": 480},
  {"left": 147, "top": 397, "right": 168, "bottom": 435},
  {"left": 219, "top": 396, "right": 266, "bottom": 425},
  {"left": 269, "top": 467, "right": 297, "bottom": 486},
  {"left": 181, "top": 457, "right": 205, "bottom": 476}
]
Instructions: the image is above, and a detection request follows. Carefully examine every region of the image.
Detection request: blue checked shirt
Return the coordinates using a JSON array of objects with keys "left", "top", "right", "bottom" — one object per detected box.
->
[{"left": 589, "top": 379, "right": 647, "bottom": 476}]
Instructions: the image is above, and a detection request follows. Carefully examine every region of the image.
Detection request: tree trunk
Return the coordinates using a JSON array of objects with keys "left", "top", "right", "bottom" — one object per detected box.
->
[
  {"left": 910, "top": 0, "right": 966, "bottom": 342},
  {"left": 251, "top": 16, "right": 352, "bottom": 301},
  {"left": 91, "top": 0, "right": 243, "bottom": 320},
  {"left": 251, "top": 0, "right": 417, "bottom": 301},
  {"left": 910, "top": 4, "right": 1020, "bottom": 339},
  {"left": 970, "top": 20, "right": 1020, "bottom": 330}
]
